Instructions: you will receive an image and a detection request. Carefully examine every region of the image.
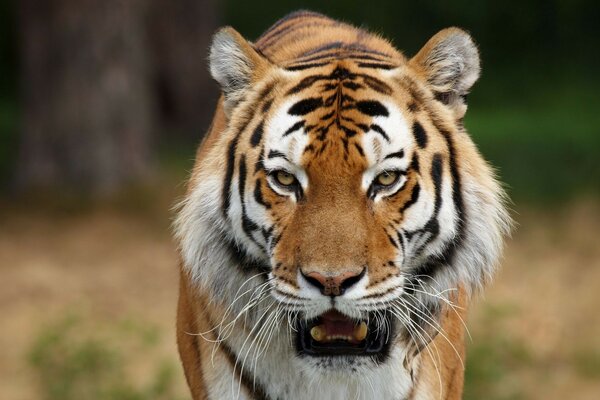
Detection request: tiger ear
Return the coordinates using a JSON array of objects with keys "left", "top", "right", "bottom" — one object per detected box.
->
[
  {"left": 209, "top": 27, "right": 272, "bottom": 114},
  {"left": 410, "top": 28, "right": 480, "bottom": 115}
]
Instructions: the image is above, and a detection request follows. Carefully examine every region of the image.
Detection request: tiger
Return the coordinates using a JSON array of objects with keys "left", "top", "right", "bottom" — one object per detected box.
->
[{"left": 174, "top": 10, "right": 511, "bottom": 400}]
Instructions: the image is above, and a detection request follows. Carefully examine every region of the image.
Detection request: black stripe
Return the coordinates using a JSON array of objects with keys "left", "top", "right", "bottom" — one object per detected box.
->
[
  {"left": 430, "top": 154, "right": 444, "bottom": 213},
  {"left": 437, "top": 129, "right": 465, "bottom": 268},
  {"left": 261, "top": 99, "right": 273, "bottom": 113},
  {"left": 406, "top": 154, "right": 444, "bottom": 274},
  {"left": 298, "top": 41, "right": 344, "bottom": 57},
  {"left": 225, "top": 238, "right": 270, "bottom": 274},
  {"left": 239, "top": 156, "right": 268, "bottom": 254},
  {"left": 343, "top": 81, "right": 364, "bottom": 90},
  {"left": 384, "top": 150, "right": 405, "bottom": 160},
  {"left": 397, "top": 230, "right": 406, "bottom": 254},
  {"left": 407, "top": 102, "right": 419, "bottom": 112},
  {"left": 257, "top": 82, "right": 276, "bottom": 103},
  {"left": 283, "top": 120, "right": 305, "bottom": 137},
  {"left": 410, "top": 154, "right": 420, "bottom": 174},
  {"left": 288, "top": 97, "right": 323, "bottom": 115},
  {"left": 267, "top": 149, "right": 288, "bottom": 160},
  {"left": 412, "top": 121, "right": 428, "bottom": 149},
  {"left": 285, "top": 61, "right": 329, "bottom": 71},
  {"left": 355, "top": 100, "right": 389, "bottom": 117},
  {"left": 357, "top": 62, "right": 397, "bottom": 70},
  {"left": 288, "top": 51, "right": 346, "bottom": 64},
  {"left": 400, "top": 183, "right": 420, "bottom": 213},
  {"left": 257, "top": 11, "right": 330, "bottom": 47},
  {"left": 261, "top": 21, "right": 338, "bottom": 50},
  {"left": 222, "top": 137, "right": 239, "bottom": 217},
  {"left": 287, "top": 75, "right": 324, "bottom": 95},
  {"left": 370, "top": 124, "right": 390, "bottom": 142},
  {"left": 354, "top": 143, "right": 365, "bottom": 157},
  {"left": 250, "top": 121, "right": 264, "bottom": 147},
  {"left": 387, "top": 233, "right": 399, "bottom": 248},
  {"left": 340, "top": 125, "right": 357, "bottom": 137},
  {"left": 254, "top": 180, "right": 271, "bottom": 209},
  {"left": 220, "top": 342, "right": 271, "bottom": 400},
  {"left": 361, "top": 75, "right": 393, "bottom": 95}
]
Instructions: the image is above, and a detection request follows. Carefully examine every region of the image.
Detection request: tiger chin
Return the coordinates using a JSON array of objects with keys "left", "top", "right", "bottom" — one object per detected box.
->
[{"left": 174, "top": 10, "right": 511, "bottom": 400}]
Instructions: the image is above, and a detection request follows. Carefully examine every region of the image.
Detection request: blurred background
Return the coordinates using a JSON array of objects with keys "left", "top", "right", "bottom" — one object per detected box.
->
[{"left": 1, "top": 1, "right": 599, "bottom": 399}]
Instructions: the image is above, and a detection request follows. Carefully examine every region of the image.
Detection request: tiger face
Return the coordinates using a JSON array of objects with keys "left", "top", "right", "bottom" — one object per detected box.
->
[{"left": 175, "top": 13, "right": 510, "bottom": 384}]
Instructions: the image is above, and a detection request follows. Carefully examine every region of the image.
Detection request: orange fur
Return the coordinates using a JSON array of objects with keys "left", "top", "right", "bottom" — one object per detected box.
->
[{"left": 175, "top": 10, "right": 509, "bottom": 400}]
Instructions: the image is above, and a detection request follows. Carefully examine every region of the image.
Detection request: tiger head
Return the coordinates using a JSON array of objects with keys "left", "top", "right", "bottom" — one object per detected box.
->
[{"left": 175, "top": 18, "right": 510, "bottom": 375}]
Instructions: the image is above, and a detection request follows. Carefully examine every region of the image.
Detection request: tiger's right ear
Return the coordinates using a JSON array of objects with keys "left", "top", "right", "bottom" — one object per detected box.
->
[{"left": 209, "top": 27, "right": 272, "bottom": 114}]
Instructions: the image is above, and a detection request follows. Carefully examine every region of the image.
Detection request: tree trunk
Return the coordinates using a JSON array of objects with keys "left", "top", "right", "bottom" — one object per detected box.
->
[
  {"left": 148, "top": 0, "right": 219, "bottom": 141},
  {"left": 17, "top": 0, "right": 155, "bottom": 194}
]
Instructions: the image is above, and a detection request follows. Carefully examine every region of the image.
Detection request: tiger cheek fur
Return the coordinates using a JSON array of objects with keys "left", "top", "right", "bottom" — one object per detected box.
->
[{"left": 174, "top": 10, "right": 511, "bottom": 400}]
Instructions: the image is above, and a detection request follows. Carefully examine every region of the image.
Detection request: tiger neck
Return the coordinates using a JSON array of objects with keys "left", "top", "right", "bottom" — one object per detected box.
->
[{"left": 205, "top": 317, "right": 416, "bottom": 400}]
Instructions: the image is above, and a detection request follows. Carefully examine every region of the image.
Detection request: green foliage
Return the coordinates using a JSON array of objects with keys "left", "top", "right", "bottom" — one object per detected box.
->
[
  {"left": 465, "top": 72, "right": 600, "bottom": 203},
  {"left": 28, "top": 316, "right": 184, "bottom": 400},
  {"left": 573, "top": 349, "right": 600, "bottom": 380},
  {"left": 463, "top": 304, "right": 530, "bottom": 400}
]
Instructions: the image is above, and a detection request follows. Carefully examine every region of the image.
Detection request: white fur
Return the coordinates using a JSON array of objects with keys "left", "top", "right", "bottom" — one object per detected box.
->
[
  {"left": 174, "top": 64, "right": 511, "bottom": 399},
  {"left": 422, "top": 30, "right": 480, "bottom": 95}
]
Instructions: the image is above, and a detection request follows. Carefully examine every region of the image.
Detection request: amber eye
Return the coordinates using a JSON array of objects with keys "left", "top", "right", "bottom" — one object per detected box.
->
[
  {"left": 375, "top": 170, "right": 399, "bottom": 186},
  {"left": 274, "top": 170, "right": 296, "bottom": 186}
]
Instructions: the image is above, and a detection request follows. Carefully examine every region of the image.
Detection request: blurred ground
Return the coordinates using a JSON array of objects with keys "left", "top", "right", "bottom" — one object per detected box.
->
[{"left": 1, "top": 189, "right": 599, "bottom": 399}]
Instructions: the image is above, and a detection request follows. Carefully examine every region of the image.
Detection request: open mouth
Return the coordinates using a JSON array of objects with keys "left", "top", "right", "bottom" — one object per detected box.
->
[{"left": 296, "top": 310, "right": 394, "bottom": 357}]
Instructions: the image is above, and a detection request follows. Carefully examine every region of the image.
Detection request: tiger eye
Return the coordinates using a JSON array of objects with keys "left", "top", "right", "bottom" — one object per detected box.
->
[
  {"left": 376, "top": 171, "right": 399, "bottom": 186},
  {"left": 275, "top": 170, "right": 296, "bottom": 186}
]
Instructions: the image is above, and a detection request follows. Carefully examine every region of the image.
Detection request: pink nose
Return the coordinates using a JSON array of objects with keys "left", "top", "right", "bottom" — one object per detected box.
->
[{"left": 301, "top": 268, "right": 365, "bottom": 296}]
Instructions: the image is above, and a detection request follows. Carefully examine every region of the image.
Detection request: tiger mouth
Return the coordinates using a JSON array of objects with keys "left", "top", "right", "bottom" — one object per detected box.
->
[{"left": 296, "top": 309, "right": 394, "bottom": 357}]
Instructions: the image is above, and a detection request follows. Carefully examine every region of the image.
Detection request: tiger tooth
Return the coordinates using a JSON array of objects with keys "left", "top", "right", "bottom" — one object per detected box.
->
[
  {"left": 354, "top": 322, "right": 368, "bottom": 341},
  {"left": 310, "top": 326, "right": 325, "bottom": 342}
]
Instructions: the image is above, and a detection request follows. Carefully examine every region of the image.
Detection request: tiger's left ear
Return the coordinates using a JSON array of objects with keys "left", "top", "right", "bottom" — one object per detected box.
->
[
  {"left": 410, "top": 28, "right": 480, "bottom": 116},
  {"left": 209, "top": 27, "right": 272, "bottom": 114}
]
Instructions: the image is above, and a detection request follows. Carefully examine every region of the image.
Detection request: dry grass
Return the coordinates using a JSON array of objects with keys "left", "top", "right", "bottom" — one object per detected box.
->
[{"left": 1, "top": 194, "right": 599, "bottom": 399}]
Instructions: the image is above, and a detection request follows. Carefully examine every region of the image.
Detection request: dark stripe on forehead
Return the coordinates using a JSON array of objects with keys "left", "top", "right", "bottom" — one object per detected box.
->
[
  {"left": 285, "top": 61, "right": 330, "bottom": 71},
  {"left": 288, "top": 97, "right": 323, "bottom": 115},
  {"left": 298, "top": 41, "right": 344, "bottom": 57},
  {"left": 286, "top": 67, "right": 391, "bottom": 96},
  {"left": 357, "top": 62, "right": 397, "bottom": 70},
  {"left": 361, "top": 75, "right": 392, "bottom": 95},
  {"left": 342, "top": 81, "right": 364, "bottom": 90},
  {"left": 257, "top": 11, "right": 333, "bottom": 48},
  {"left": 412, "top": 121, "right": 428, "bottom": 149},
  {"left": 355, "top": 100, "right": 389, "bottom": 117},
  {"left": 287, "top": 75, "right": 324, "bottom": 95}
]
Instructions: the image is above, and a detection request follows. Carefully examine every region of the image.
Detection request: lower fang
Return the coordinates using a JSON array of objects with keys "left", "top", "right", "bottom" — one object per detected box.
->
[
  {"left": 354, "top": 322, "right": 368, "bottom": 341},
  {"left": 310, "top": 326, "right": 325, "bottom": 342}
]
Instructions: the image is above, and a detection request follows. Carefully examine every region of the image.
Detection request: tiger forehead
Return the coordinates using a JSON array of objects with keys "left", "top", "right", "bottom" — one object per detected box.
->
[{"left": 277, "top": 63, "right": 403, "bottom": 148}]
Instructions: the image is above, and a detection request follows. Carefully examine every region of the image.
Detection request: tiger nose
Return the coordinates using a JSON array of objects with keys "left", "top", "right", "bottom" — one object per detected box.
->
[{"left": 301, "top": 268, "right": 366, "bottom": 296}]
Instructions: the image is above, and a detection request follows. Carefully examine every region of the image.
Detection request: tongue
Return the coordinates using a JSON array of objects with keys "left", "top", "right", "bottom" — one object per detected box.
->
[{"left": 320, "top": 310, "right": 356, "bottom": 336}]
